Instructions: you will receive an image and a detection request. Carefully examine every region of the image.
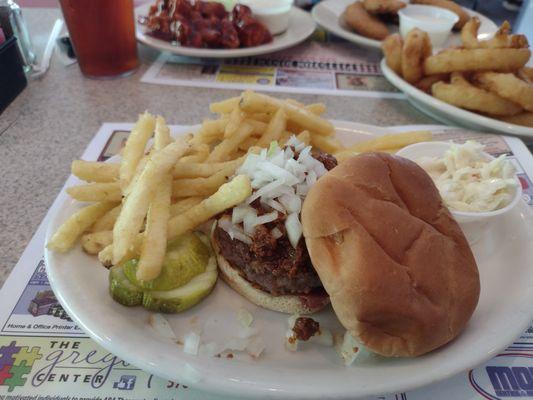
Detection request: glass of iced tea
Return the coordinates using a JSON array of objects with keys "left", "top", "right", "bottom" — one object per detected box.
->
[{"left": 59, "top": 0, "right": 139, "bottom": 78}]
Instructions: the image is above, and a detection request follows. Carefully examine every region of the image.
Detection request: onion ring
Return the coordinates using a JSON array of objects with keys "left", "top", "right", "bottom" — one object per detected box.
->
[
  {"left": 382, "top": 33, "right": 403, "bottom": 75},
  {"left": 461, "top": 18, "right": 529, "bottom": 49},
  {"left": 474, "top": 71, "right": 533, "bottom": 112},
  {"left": 401, "top": 28, "right": 432, "bottom": 84},
  {"left": 432, "top": 73, "right": 523, "bottom": 116},
  {"left": 343, "top": 2, "right": 389, "bottom": 40},
  {"left": 424, "top": 48, "right": 531, "bottom": 75}
]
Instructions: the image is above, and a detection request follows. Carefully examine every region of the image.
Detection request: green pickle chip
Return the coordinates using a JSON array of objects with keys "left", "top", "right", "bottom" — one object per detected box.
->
[
  {"left": 109, "top": 265, "right": 143, "bottom": 307},
  {"left": 123, "top": 232, "right": 210, "bottom": 291},
  {"left": 109, "top": 231, "right": 217, "bottom": 313}
]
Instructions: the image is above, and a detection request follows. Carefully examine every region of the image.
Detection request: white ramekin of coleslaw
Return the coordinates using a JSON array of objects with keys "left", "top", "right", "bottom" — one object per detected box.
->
[{"left": 396, "top": 140, "right": 522, "bottom": 223}]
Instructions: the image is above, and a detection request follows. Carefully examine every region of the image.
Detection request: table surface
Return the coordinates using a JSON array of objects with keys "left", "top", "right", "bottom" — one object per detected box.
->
[{"left": 0, "top": 8, "right": 439, "bottom": 288}]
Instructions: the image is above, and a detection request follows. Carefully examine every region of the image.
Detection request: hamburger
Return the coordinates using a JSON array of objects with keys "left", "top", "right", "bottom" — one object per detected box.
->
[
  {"left": 212, "top": 139, "right": 480, "bottom": 357},
  {"left": 302, "top": 152, "right": 480, "bottom": 357},
  {"left": 211, "top": 137, "right": 336, "bottom": 314}
]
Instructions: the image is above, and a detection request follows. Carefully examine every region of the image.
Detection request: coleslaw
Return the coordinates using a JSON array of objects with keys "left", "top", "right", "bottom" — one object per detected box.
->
[{"left": 417, "top": 141, "right": 518, "bottom": 213}]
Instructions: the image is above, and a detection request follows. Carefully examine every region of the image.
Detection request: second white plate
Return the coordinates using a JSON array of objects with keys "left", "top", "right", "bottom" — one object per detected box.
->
[{"left": 312, "top": 0, "right": 497, "bottom": 49}]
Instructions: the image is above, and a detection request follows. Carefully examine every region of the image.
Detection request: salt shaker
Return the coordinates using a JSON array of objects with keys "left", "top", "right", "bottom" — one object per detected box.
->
[{"left": 0, "top": 0, "right": 36, "bottom": 72}]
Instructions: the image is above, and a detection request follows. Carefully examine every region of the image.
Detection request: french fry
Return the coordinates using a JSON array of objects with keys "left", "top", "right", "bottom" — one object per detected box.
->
[
  {"left": 124, "top": 156, "right": 148, "bottom": 197},
  {"left": 305, "top": 103, "right": 327, "bottom": 115},
  {"left": 98, "top": 234, "right": 143, "bottom": 268},
  {"left": 137, "top": 174, "right": 172, "bottom": 281},
  {"left": 296, "top": 130, "right": 311, "bottom": 145},
  {"left": 246, "top": 119, "right": 268, "bottom": 134},
  {"left": 136, "top": 117, "right": 175, "bottom": 280},
  {"left": 173, "top": 157, "right": 243, "bottom": 179},
  {"left": 206, "top": 122, "right": 254, "bottom": 162},
  {"left": 81, "top": 230, "right": 113, "bottom": 255},
  {"left": 334, "top": 150, "right": 359, "bottom": 163},
  {"left": 238, "top": 137, "right": 257, "bottom": 151},
  {"left": 90, "top": 204, "right": 122, "bottom": 232},
  {"left": 67, "top": 182, "right": 122, "bottom": 202},
  {"left": 180, "top": 144, "right": 210, "bottom": 163},
  {"left": 249, "top": 112, "right": 272, "bottom": 122},
  {"left": 256, "top": 108, "right": 286, "bottom": 147},
  {"left": 172, "top": 163, "right": 240, "bottom": 197},
  {"left": 347, "top": 131, "right": 433, "bottom": 153},
  {"left": 167, "top": 174, "right": 252, "bottom": 240},
  {"left": 224, "top": 107, "right": 245, "bottom": 138},
  {"left": 381, "top": 147, "right": 404, "bottom": 154},
  {"left": 311, "top": 134, "right": 345, "bottom": 154},
  {"left": 119, "top": 112, "right": 156, "bottom": 190},
  {"left": 239, "top": 91, "right": 334, "bottom": 136},
  {"left": 190, "top": 119, "right": 227, "bottom": 145},
  {"left": 286, "top": 99, "right": 326, "bottom": 115},
  {"left": 71, "top": 160, "right": 119, "bottom": 183},
  {"left": 285, "top": 99, "right": 305, "bottom": 108},
  {"left": 170, "top": 196, "right": 204, "bottom": 217},
  {"left": 154, "top": 115, "right": 172, "bottom": 149},
  {"left": 279, "top": 131, "right": 292, "bottom": 146},
  {"left": 209, "top": 96, "right": 240, "bottom": 114},
  {"left": 113, "top": 139, "right": 189, "bottom": 265},
  {"left": 47, "top": 202, "right": 116, "bottom": 253}
]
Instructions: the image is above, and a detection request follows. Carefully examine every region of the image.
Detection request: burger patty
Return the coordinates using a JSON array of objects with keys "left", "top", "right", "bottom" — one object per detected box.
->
[{"left": 214, "top": 149, "right": 337, "bottom": 296}]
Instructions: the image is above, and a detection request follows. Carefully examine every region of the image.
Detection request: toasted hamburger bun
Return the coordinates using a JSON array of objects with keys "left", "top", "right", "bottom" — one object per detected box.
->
[
  {"left": 302, "top": 153, "right": 480, "bottom": 357},
  {"left": 211, "top": 232, "right": 330, "bottom": 315}
]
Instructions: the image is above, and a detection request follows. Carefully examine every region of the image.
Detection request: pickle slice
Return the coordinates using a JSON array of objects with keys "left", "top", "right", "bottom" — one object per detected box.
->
[
  {"left": 123, "top": 232, "right": 210, "bottom": 291},
  {"left": 142, "top": 255, "right": 218, "bottom": 313},
  {"left": 109, "top": 265, "right": 143, "bottom": 307}
]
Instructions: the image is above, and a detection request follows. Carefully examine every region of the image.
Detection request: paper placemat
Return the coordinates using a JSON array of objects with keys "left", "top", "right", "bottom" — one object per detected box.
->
[{"left": 141, "top": 33, "right": 405, "bottom": 99}]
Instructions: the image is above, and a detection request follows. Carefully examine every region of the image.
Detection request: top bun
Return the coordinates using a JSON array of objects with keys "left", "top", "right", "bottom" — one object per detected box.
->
[{"left": 301, "top": 152, "right": 480, "bottom": 357}]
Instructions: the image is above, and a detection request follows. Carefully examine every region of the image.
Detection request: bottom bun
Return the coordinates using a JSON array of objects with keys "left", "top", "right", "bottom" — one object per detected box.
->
[{"left": 212, "top": 234, "right": 329, "bottom": 315}]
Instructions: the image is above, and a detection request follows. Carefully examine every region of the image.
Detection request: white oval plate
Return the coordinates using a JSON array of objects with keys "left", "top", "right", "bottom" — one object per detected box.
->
[
  {"left": 45, "top": 122, "right": 533, "bottom": 399},
  {"left": 381, "top": 60, "right": 533, "bottom": 139},
  {"left": 135, "top": 4, "right": 316, "bottom": 59},
  {"left": 312, "top": 0, "right": 497, "bottom": 49}
]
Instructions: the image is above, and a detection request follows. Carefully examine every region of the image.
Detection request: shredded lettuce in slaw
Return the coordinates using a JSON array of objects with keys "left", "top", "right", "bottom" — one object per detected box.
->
[{"left": 417, "top": 141, "right": 518, "bottom": 213}]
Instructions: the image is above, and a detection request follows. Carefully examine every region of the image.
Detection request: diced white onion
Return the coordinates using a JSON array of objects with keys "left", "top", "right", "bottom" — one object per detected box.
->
[
  {"left": 246, "top": 336, "right": 266, "bottom": 358},
  {"left": 233, "top": 137, "right": 328, "bottom": 248},
  {"left": 199, "top": 342, "right": 223, "bottom": 357},
  {"left": 285, "top": 213, "right": 302, "bottom": 248},
  {"left": 232, "top": 204, "right": 255, "bottom": 224},
  {"left": 218, "top": 218, "right": 252, "bottom": 245},
  {"left": 254, "top": 211, "right": 278, "bottom": 225},
  {"left": 271, "top": 227, "right": 283, "bottom": 239},
  {"left": 237, "top": 308, "right": 254, "bottom": 328},
  {"left": 183, "top": 331, "right": 201, "bottom": 355},
  {"left": 336, "top": 331, "right": 363, "bottom": 366},
  {"left": 148, "top": 314, "right": 177, "bottom": 341},
  {"left": 279, "top": 193, "right": 301, "bottom": 214},
  {"left": 263, "top": 198, "right": 285, "bottom": 213},
  {"left": 285, "top": 330, "right": 298, "bottom": 352}
]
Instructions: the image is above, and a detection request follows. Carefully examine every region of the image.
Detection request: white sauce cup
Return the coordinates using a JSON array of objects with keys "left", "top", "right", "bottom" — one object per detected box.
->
[
  {"left": 398, "top": 4, "right": 459, "bottom": 48},
  {"left": 239, "top": 0, "right": 294, "bottom": 35}
]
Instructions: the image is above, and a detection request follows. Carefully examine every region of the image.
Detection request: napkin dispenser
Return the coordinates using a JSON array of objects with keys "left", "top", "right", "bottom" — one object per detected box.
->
[{"left": 0, "top": 36, "right": 27, "bottom": 114}]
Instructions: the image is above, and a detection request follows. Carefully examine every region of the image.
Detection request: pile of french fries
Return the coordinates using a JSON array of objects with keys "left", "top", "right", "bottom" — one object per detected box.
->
[{"left": 47, "top": 90, "right": 431, "bottom": 282}]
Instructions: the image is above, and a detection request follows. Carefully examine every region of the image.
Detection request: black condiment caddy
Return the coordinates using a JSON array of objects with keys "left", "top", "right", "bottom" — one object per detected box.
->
[{"left": 0, "top": 36, "right": 27, "bottom": 113}]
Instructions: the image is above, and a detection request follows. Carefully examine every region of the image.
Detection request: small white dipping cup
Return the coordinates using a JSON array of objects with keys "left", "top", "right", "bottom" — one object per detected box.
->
[
  {"left": 399, "top": 5, "right": 459, "bottom": 48},
  {"left": 396, "top": 141, "right": 523, "bottom": 224},
  {"left": 239, "top": 0, "right": 294, "bottom": 35}
]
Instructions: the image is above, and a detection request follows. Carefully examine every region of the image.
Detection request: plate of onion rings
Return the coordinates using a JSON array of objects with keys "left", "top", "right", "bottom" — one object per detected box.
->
[
  {"left": 380, "top": 18, "right": 533, "bottom": 138},
  {"left": 312, "top": 0, "right": 497, "bottom": 49}
]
